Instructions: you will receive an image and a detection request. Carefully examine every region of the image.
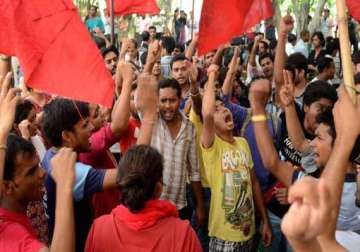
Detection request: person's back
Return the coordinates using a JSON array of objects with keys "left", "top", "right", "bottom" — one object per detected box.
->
[
  {"left": 86, "top": 203, "right": 200, "bottom": 252},
  {"left": 85, "top": 145, "right": 202, "bottom": 252}
]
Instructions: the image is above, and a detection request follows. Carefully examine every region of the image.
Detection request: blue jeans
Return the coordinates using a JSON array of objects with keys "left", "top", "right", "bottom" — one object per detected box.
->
[{"left": 187, "top": 185, "right": 211, "bottom": 252}]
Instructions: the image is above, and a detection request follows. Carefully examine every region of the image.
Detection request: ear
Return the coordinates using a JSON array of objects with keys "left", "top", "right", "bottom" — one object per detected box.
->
[
  {"left": 61, "top": 130, "right": 74, "bottom": 147},
  {"left": 304, "top": 104, "right": 309, "bottom": 113},
  {"left": 153, "top": 181, "right": 163, "bottom": 199},
  {"left": 2, "top": 181, "right": 15, "bottom": 196}
]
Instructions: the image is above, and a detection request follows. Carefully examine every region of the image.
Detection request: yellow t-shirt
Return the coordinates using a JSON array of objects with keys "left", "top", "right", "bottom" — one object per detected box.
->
[
  {"left": 188, "top": 109, "right": 209, "bottom": 188},
  {"left": 201, "top": 135, "right": 255, "bottom": 242}
]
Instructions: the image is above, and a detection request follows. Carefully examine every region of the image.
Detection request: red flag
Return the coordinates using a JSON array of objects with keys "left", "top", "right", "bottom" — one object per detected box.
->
[
  {"left": 198, "top": 0, "right": 273, "bottom": 55},
  {"left": 0, "top": 0, "right": 114, "bottom": 108},
  {"left": 106, "top": 0, "right": 160, "bottom": 16},
  {"left": 346, "top": 0, "right": 360, "bottom": 22}
]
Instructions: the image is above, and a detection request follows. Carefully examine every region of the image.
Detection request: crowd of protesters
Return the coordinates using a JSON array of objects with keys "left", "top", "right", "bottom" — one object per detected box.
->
[{"left": 1, "top": 5, "right": 360, "bottom": 252}]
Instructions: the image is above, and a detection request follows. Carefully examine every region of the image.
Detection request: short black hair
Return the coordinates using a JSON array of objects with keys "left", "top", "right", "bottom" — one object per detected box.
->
[
  {"left": 317, "top": 56, "right": 334, "bottom": 73},
  {"left": 100, "top": 45, "right": 119, "bottom": 58},
  {"left": 161, "top": 36, "right": 176, "bottom": 55},
  {"left": 352, "top": 51, "right": 360, "bottom": 65},
  {"left": 259, "top": 41, "right": 269, "bottom": 50},
  {"left": 4, "top": 134, "right": 36, "bottom": 181},
  {"left": 287, "top": 33, "right": 297, "bottom": 44},
  {"left": 140, "top": 51, "right": 148, "bottom": 66},
  {"left": 259, "top": 52, "right": 274, "bottom": 65},
  {"left": 42, "top": 98, "right": 89, "bottom": 147},
  {"left": 170, "top": 54, "right": 187, "bottom": 70},
  {"left": 303, "top": 80, "right": 337, "bottom": 108},
  {"left": 158, "top": 78, "right": 181, "bottom": 98},
  {"left": 325, "top": 39, "right": 340, "bottom": 55},
  {"left": 174, "top": 43, "right": 185, "bottom": 53},
  {"left": 15, "top": 100, "right": 35, "bottom": 125},
  {"left": 148, "top": 26, "right": 156, "bottom": 31},
  {"left": 355, "top": 73, "right": 360, "bottom": 85},
  {"left": 316, "top": 109, "right": 336, "bottom": 145},
  {"left": 312, "top": 31, "right": 326, "bottom": 47},
  {"left": 286, "top": 52, "right": 308, "bottom": 74},
  {"left": 141, "top": 31, "right": 150, "bottom": 42}
]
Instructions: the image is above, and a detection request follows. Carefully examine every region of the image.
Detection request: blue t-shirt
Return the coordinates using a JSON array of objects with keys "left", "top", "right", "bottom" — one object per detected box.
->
[
  {"left": 42, "top": 148, "right": 105, "bottom": 251},
  {"left": 85, "top": 17, "right": 105, "bottom": 33}
]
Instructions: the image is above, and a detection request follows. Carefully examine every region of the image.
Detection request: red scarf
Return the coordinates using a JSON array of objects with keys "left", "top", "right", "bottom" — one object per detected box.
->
[{"left": 113, "top": 199, "right": 178, "bottom": 230}]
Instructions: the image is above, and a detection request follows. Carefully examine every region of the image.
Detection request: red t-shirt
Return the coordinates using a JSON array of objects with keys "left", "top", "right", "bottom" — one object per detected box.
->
[
  {"left": 79, "top": 123, "right": 120, "bottom": 217},
  {"left": 85, "top": 210, "right": 202, "bottom": 252},
  {"left": 0, "top": 207, "right": 45, "bottom": 252},
  {"left": 119, "top": 118, "right": 141, "bottom": 154}
]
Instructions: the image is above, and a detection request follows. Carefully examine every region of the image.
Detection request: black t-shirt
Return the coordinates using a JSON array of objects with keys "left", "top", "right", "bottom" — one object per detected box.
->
[
  {"left": 267, "top": 104, "right": 314, "bottom": 218},
  {"left": 308, "top": 49, "right": 326, "bottom": 67},
  {"left": 278, "top": 104, "right": 314, "bottom": 166}
]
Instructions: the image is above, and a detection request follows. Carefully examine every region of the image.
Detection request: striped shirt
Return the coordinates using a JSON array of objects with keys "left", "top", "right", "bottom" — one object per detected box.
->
[{"left": 151, "top": 113, "right": 200, "bottom": 209}]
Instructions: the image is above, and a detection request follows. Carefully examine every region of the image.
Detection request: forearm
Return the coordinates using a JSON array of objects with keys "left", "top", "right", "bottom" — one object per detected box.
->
[
  {"left": 190, "top": 81, "right": 202, "bottom": 115},
  {"left": 284, "top": 104, "right": 309, "bottom": 152},
  {"left": 211, "top": 47, "right": 224, "bottom": 65},
  {"left": 144, "top": 58, "right": 156, "bottom": 74},
  {"left": 249, "top": 46, "right": 258, "bottom": 67},
  {"left": 222, "top": 71, "right": 235, "bottom": 96},
  {"left": 252, "top": 173, "right": 269, "bottom": 223},
  {"left": 111, "top": 81, "right": 131, "bottom": 137},
  {"left": 274, "top": 33, "right": 287, "bottom": 90},
  {"left": 252, "top": 106, "right": 292, "bottom": 186},
  {"left": 191, "top": 181, "right": 204, "bottom": 209},
  {"left": 201, "top": 75, "right": 216, "bottom": 148},
  {"left": 51, "top": 187, "right": 75, "bottom": 252},
  {"left": 185, "top": 41, "right": 197, "bottom": 59},
  {"left": 137, "top": 113, "right": 157, "bottom": 145},
  {"left": 320, "top": 136, "right": 356, "bottom": 232}
]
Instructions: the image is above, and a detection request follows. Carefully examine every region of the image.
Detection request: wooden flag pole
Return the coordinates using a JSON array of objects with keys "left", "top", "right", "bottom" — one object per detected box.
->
[
  {"left": 336, "top": 0, "right": 356, "bottom": 103},
  {"left": 110, "top": 0, "right": 115, "bottom": 45}
]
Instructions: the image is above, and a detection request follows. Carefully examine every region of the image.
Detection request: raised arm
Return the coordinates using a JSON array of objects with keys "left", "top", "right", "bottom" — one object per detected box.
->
[
  {"left": 222, "top": 47, "right": 240, "bottom": 96},
  {"left": 201, "top": 64, "right": 219, "bottom": 149},
  {"left": 281, "top": 70, "right": 309, "bottom": 152},
  {"left": 274, "top": 16, "right": 294, "bottom": 91},
  {"left": 0, "top": 73, "right": 20, "bottom": 196},
  {"left": 135, "top": 73, "right": 159, "bottom": 145},
  {"left": 110, "top": 61, "right": 134, "bottom": 138},
  {"left": 188, "top": 58, "right": 201, "bottom": 115},
  {"left": 144, "top": 40, "right": 161, "bottom": 74},
  {"left": 319, "top": 86, "right": 360, "bottom": 242},
  {"left": 185, "top": 33, "right": 198, "bottom": 59},
  {"left": 46, "top": 148, "right": 76, "bottom": 252},
  {"left": 249, "top": 79, "right": 293, "bottom": 187},
  {"left": 249, "top": 35, "right": 261, "bottom": 67}
]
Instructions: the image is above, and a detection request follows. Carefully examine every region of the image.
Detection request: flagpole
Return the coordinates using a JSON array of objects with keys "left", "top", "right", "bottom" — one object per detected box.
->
[
  {"left": 110, "top": 0, "right": 115, "bottom": 45},
  {"left": 336, "top": 0, "right": 356, "bottom": 103},
  {"left": 191, "top": 0, "right": 195, "bottom": 40}
]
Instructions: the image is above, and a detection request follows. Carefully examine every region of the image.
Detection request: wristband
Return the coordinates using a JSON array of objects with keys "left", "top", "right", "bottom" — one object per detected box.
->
[{"left": 251, "top": 114, "right": 267, "bottom": 123}]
